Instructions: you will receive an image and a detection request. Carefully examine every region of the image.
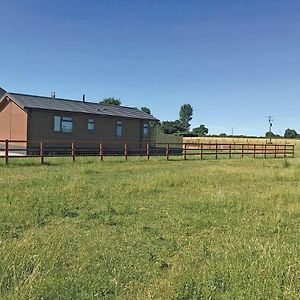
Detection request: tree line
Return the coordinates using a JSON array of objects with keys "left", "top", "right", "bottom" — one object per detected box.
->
[
  {"left": 99, "top": 98, "right": 208, "bottom": 137},
  {"left": 266, "top": 129, "right": 300, "bottom": 139},
  {"left": 100, "top": 97, "right": 299, "bottom": 139},
  {"left": 157, "top": 104, "right": 208, "bottom": 137}
]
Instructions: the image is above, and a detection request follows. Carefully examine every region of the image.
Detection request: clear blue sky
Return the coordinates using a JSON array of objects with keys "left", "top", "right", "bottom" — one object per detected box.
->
[{"left": 1, "top": 0, "right": 300, "bottom": 136}]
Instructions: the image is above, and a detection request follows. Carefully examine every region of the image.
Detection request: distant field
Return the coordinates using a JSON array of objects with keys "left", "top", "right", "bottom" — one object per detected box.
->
[
  {"left": 0, "top": 155, "right": 300, "bottom": 299},
  {"left": 183, "top": 136, "right": 299, "bottom": 145}
]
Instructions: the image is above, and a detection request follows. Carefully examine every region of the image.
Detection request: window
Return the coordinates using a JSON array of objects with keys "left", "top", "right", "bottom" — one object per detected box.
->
[
  {"left": 116, "top": 121, "right": 123, "bottom": 138},
  {"left": 54, "top": 116, "right": 73, "bottom": 133},
  {"left": 88, "top": 119, "right": 95, "bottom": 132},
  {"left": 54, "top": 116, "right": 61, "bottom": 132},
  {"left": 61, "top": 117, "right": 73, "bottom": 133},
  {"left": 143, "top": 123, "right": 149, "bottom": 138}
]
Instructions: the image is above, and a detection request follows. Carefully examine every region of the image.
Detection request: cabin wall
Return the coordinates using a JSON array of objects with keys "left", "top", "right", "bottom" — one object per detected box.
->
[{"left": 27, "top": 109, "right": 151, "bottom": 148}]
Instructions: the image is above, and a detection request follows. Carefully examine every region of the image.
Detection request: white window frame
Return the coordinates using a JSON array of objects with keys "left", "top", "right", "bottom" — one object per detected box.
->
[
  {"left": 54, "top": 116, "right": 73, "bottom": 133},
  {"left": 54, "top": 116, "right": 61, "bottom": 132},
  {"left": 143, "top": 123, "right": 149, "bottom": 138},
  {"left": 88, "top": 119, "right": 95, "bottom": 132},
  {"left": 116, "top": 121, "right": 123, "bottom": 138},
  {"left": 61, "top": 117, "right": 73, "bottom": 133}
]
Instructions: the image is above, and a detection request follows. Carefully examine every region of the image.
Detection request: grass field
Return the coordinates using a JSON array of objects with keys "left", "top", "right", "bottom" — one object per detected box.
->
[{"left": 0, "top": 153, "right": 300, "bottom": 299}]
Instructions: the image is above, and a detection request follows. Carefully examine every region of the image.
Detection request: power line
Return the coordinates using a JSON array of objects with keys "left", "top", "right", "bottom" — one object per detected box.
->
[{"left": 268, "top": 116, "right": 273, "bottom": 143}]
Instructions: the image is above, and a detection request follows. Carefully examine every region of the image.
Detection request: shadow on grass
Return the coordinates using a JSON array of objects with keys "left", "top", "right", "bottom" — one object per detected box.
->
[
  {"left": 0, "top": 158, "right": 68, "bottom": 168},
  {"left": 0, "top": 155, "right": 296, "bottom": 168}
]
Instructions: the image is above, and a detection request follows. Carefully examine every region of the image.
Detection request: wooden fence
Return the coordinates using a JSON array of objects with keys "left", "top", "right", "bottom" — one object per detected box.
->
[{"left": 0, "top": 140, "right": 295, "bottom": 165}]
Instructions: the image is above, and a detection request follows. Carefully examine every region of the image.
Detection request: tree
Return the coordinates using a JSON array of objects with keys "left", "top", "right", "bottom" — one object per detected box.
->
[
  {"left": 179, "top": 104, "right": 193, "bottom": 131},
  {"left": 284, "top": 128, "right": 298, "bottom": 139},
  {"left": 192, "top": 125, "right": 208, "bottom": 136},
  {"left": 266, "top": 131, "right": 276, "bottom": 138},
  {"left": 100, "top": 97, "right": 121, "bottom": 105},
  {"left": 141, "top": 107, "right": 151, "bottom": 115},
  {"left": 265, "top": 131, "right": 282, "bottom": 139},
  {"left": 160, "top": 120, "right": 185, "bottom": 134},
  {"left": 179, "top": 131, "right": 198, "bottom": 137}
]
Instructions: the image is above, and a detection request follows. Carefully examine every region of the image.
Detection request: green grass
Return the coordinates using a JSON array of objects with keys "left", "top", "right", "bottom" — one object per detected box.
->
[{"left": 0, "top": 155, "right": 300, "bottom": 299}]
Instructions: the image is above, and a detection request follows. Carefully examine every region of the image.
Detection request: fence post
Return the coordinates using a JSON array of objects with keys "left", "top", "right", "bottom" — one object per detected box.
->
[
  {"left": 241, "top": 144, "right": 244, "bottom": 158},
  {"left": 124, "top": 143, "right": 128, "bottom": 160},
  {"left": 215, "top": 144, "right": 218, "bottom": 159},
  {"left": 72, "top": 142, "right": 75, "bottom": 162},
  {"left": 40, "top": 141, "right": 44, "bottom": 164},
  {"left": 275, "top": 145, "right": 277, "bottom": 158},
  {"left": 264, "top": 144, "right": 267, "bottom": 159},
  {"left": 147, "top": 143, "right": 150, "bottom": 160},
  {"left": 5, "top": 139, "right": 8, "bottom": 165},
  {"left": 184, "top": 143, "right": 187, "bottom": 160},
  {"left": 100, "top": 143, "right": 103, "bottom": 161},
  {"left": 166, "top": 143, "right": 169, "bottom": 160},
  {"left": 292, "top": 145, "right": 295, "bottom": 158},
  {"left": 201, "top": 143, "right": 203, "bottom": 160},
  {"left": 253, "top": 144, "right": 256, "bottom": 158},
  {"left": 229, "top": 144, "right": 232, "bottom": 159},
  {"left": 284, "top": 144, "right": 286, "bottom": 158}
]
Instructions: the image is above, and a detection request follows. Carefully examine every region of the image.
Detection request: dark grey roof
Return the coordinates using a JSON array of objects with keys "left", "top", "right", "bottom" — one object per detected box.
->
[
  {"left": 7, "top": 93, "right": 158, "bottom": 121},
  {"left": 0, "top": 87, "right": 6, "bottom": 100}
]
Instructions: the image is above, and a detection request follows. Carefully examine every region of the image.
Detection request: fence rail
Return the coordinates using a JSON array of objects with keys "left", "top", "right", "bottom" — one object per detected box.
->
[{"left": 0, "top": 140, "right": 295, "bottom": 165}]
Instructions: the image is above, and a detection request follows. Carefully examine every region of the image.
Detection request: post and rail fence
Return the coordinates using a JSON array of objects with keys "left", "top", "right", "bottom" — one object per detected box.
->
[{"left": 0, "top": 139, "right": 295, "bottom": 165}]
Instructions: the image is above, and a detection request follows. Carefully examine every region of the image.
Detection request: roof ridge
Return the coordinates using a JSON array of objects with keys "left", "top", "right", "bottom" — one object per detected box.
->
[
  {"left": 9, "top": 92, "right": 98, "bottom": 105},
  {"left": 9, "top": 92, "right": 142, "bottom": 111}
]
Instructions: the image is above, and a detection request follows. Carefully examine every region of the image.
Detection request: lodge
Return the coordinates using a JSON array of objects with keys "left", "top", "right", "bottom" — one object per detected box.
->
[{"left": 0, "top": 87, "right": 158, "bottom": 149}]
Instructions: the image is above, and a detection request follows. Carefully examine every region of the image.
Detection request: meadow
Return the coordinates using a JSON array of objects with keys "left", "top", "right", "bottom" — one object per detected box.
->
[{"left": 0, "top": 149, "right": 300, "bottom": 299}]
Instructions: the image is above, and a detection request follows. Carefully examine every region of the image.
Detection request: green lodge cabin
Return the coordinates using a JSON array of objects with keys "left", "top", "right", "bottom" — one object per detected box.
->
[{"left": 0, "top": 87, "right": 158, "bottom": 150}]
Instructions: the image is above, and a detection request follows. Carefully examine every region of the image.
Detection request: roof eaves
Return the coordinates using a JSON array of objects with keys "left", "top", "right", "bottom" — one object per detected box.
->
[
  {"left": 0, "top": 92, "right": 8, "bottom": 103},
  {"left": 6, "top": 93, "right": 27, "bottom": 110},
  {"left": 24, "top": 105, "right": 159, "bottom": 121}
]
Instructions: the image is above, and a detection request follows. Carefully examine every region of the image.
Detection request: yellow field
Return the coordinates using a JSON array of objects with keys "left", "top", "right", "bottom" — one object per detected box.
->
[{"left": 183, "top": 136, "right": 298, "bottom": 145}]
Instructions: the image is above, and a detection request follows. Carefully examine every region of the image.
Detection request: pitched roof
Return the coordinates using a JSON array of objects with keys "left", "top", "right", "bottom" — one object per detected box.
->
[
  {"left": 6, "top": 92, "right": 158, "bottom": 121},
  {"left": 0, "top": 87, "right": 6, "bottom": 100}
]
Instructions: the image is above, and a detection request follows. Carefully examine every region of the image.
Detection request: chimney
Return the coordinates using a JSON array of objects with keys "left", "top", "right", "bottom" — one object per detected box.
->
[
  {"left": 51, "top": 91, "right": 56, "bottom": 98},
  {"left": 83, "top": 94, "right": 85, "bottom": 103}
]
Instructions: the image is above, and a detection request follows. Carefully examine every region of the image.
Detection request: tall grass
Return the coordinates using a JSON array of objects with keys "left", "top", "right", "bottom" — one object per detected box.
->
[{"left": 0, "top": 156, "right": 300, "bottom": 299}]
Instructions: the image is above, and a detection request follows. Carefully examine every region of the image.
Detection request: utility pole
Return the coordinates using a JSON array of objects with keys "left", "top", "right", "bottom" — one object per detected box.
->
[
  {"left": 268, "top": 116, "right": 273, "bottom": 143},
  {"left": 231, "top": 127, "right": 234, "bottom": 136}
]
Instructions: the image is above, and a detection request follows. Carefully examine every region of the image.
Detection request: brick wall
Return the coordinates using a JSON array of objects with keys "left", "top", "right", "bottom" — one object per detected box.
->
[{"left": 0, "top": 98, "right": 28, "bottom": 141}]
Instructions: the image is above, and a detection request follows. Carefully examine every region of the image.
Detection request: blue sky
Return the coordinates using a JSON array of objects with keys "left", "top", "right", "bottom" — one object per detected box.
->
[{"left": 1, "top": 0, "right": 300, "bottom": 136}]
